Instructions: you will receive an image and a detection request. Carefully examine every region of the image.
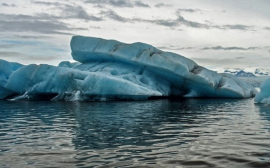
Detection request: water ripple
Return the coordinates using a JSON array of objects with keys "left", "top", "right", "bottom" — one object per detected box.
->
[{"left": 0, "top": 99, "right": 270, "bottom": 168}]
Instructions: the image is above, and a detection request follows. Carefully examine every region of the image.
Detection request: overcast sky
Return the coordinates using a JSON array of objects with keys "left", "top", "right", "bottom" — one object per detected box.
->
[{"left": 0, "top": 0, "right": 270, "bottom": 70}]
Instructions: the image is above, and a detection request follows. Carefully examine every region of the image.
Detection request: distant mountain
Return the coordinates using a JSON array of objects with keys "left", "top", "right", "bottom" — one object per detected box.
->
[
  {"left": 235, "top": 70, "right": 256, "bottom": 77},
  {"left": 224, "top": 68, "right": 270, "bottom": 77},
  {"left": 224, "top": 70, "right": 256, "bottom": 77},
  {"left": 255, "top": 69, "right": 269, "bottom": 76},
  {"left": 224, "top": 70, "right": 237, "bottom": 75}
]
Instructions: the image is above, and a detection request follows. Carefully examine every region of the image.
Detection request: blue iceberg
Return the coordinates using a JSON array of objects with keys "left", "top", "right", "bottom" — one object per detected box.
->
[
  {"left": 0, "top": 59, "right": 23, "bottom": 99},
  {"left": 254, "top": 78, "right": 270, "bottom": 104},
  {"left": 0, "top": 36, "right": 257, "bottom": 101}
]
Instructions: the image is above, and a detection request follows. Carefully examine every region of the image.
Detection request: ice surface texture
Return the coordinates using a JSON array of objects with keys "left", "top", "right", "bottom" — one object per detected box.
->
[
  {"left": 0, "top": 36, "right": 257, "bottom": 101},
  {"left": 70, "top": 36, "right": 257, "bottom": 98},
  {"left": 254, "top": 78, "right": 270, "bottom": 104},
  {"left": 0, "top": 59, "right": 23, "bottom": 99}
]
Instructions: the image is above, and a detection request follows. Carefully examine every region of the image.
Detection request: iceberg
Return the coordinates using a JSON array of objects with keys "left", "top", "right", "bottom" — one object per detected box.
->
[
  {"left": 0, "top": 59, "right": 23, "bottom": 99},
  {"left": 5, "top": 64, "right": 162, "bottom": 101},
  {"left": 254, "top": 78, "right": 270, "bottom": 104},
  {"left": 0, "top": 36, "right": 257, "bottom": 101},
  {"left": 70, "top": 36, "right": 257, "bottom": 98}
]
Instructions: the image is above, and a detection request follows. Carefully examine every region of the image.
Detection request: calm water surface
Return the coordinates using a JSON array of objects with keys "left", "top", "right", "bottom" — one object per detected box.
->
[{"left": 0, "top": 99, "right": 270, "bottom": 168}]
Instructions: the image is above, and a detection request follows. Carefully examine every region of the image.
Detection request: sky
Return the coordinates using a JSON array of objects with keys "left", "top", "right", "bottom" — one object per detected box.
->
[{"left": 0, "top": 0, "right": 270, "bottom": 70}]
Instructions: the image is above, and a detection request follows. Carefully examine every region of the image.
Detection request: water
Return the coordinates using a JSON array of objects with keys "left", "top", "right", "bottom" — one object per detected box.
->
[{"left": 0, "top": 99, "right": 270, "bottom": 168}]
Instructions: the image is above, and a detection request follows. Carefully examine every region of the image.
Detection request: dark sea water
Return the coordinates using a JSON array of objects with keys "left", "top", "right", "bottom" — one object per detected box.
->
[{"left": 1, "top": 99, "right": 270, "bottom": 168}]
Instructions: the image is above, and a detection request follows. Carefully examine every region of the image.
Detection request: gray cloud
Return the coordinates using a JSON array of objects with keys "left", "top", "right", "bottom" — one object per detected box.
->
[
  {"left": 133, "top": 13, "right": 209, "bottom": 28},
  {"left": 31, "top": 1, "right": 103, "bottom": 21},
  {"left": 104, "top": 9, "right": 254, "bottom": 31},
  {"left": 0, "top": 51, "right": 24, "bottom": 57},
  {"left": 0, "top": 13, "right": 83, "bottom": 35},
  {"left": 134, "top": 1, "right": 149, "bottom": 8},
  {"left": 149, "top": 15, "right": 208, "bottom": 28},
  {"left": 155, "top": 3, "right": 172, "bottom": 8},
  {"left": 31, "top": 2, "right": 257, "bottom": 31},
  {"left": 149, "top": 19, "right": 179, "bottom": 27},
  {"left": 176, "top": 15, "right": 208, "bottom": 28},
  {"left": 235, "top": 57, "right": 245, "bottom": 59},
  {"left": 0, "top": 4, "right": 256, "bottom": 35},
  {"left": 60, "top": 4, "right": 103, "bottom": 21},
  {"left": 85, "top": 0, "right": 149, "bottom": 8},
  {"left": 89, "top": 26, "right": 101, "bottom": 29},
  {"left": 0, "top": 3, "right": 104, "bottom": 34},
  {"left": 177, "top": 8, "right": 201, "bottom": 13},
  {"left": 63, "top": 7, "right": 210, "bottom": 29},
  {"left": 221, "top": 24, "right": 254, "bottom": 30},
  {"left": 145, "top": 11, "right": 253, "bottom": 30},
  {"left": 12, "top": 35, "right": 54, "bottom": 39},
  {"left": 107, "top": 0, "right": 133, "bottom": 7},
  {"left": 100, "top": 10, "right": 128, "bottom": 22},
  {"left": 0, "top": 13, "right": 33, "bottom": 20},
  {"left": 138, "top": 9, "right": 208, "bottom": 28},
  {"left": 1, "top": 3, "right": 16, "bottom": 7},
  {"left": 0, "top": 3, "right": 102, "bottom": 35},
  {"left": 31, "top": 1, "right": 63, "bottom": 6},
  {"left": 201, "top": 46, "right": 259, "bottom": 51},
  {"left": 0, "top": 20, "right": 77, "bottom": 35},
  {"left": 99, "top": 9, "right": 253, "bottom": 30},
  {"left": 0, "top": 44, "right": 18, "bottom": 49},
  {"left": 264, "top": 27, "right": 270, "bottom": 30},
  {"left": 96, "top": 8, "right": 256, "bottom": 30}
]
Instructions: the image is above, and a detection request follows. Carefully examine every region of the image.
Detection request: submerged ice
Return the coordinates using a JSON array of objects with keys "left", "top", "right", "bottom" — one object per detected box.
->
[{"left": 0, "top": 36, "right": 257, "bottom": 101}]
